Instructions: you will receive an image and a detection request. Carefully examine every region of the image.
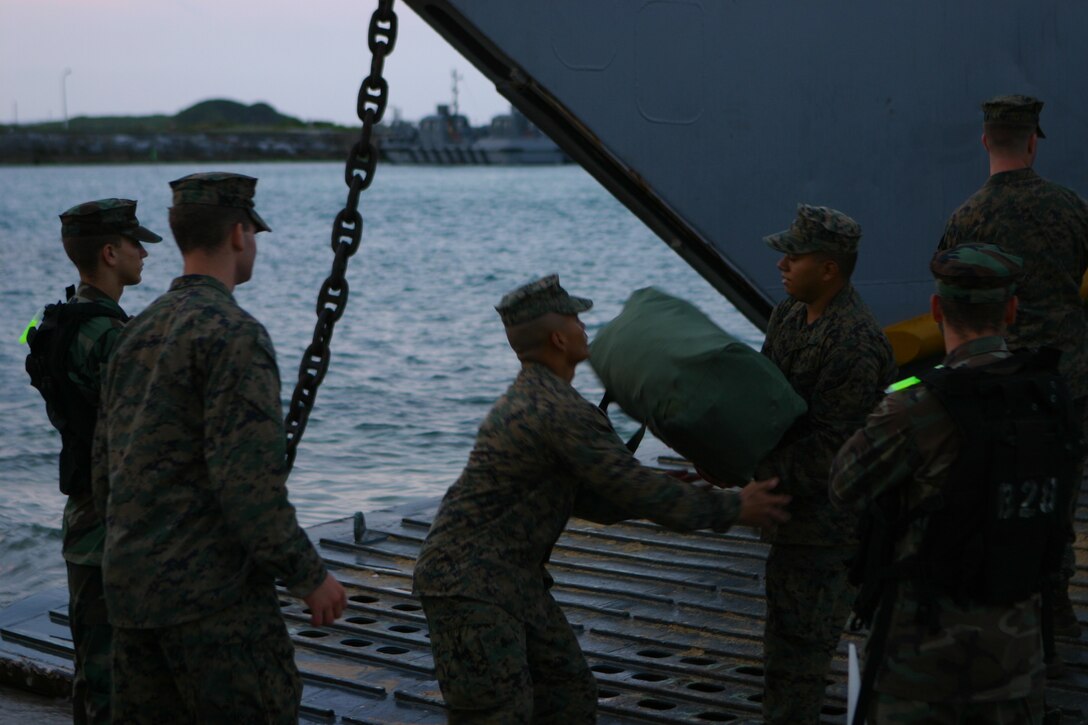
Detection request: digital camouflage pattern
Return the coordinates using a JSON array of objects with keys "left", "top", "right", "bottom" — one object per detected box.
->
[
  {"left": 930, "top": 242, "right": 1023, "bottom": 304},
  {"left": 413, "top": 362, "right": 742, "bottom": 621},
  {"left": 111, "top": 585, "right": 301, "bottom": 724},
  {"left": 756, "top": 284, "right": 896, "bottom": 545},
  {"left": 937, "top": 168, "right": 1088, "bottom": 399},
  {"left": 414, "top": 361, "right": 743, "bottom": 717},
  {"left": 762, "top": 543, "right": 855, "bottom": 724},
  {"left": 92, "top": 275, "right": 327, "bottom": 628},
  {"left": 757, "top": 282, "right": 895, "bottom": 724},
  {"left": 59, "top": 198, "right": 162, "bottom": 243},
  {"left": 830, "top": 336, "right": 1045, "bottom": 708},
  {"left": 494, "top": 273, "right": 593, "bottom": 327},
  {"left": 763, "top": 204, "right": 863, "bottom": 255},
  {"left": 169, "top": 172, "right": 272, "bottom": 232},
  {"left": 981, "top": 94, "right": 1045, "bottom": 137},
  {"left": 421, "top": 595, "right": 596, "bottom": 722}
]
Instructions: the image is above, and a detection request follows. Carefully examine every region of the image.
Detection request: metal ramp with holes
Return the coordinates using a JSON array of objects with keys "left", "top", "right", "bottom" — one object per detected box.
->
[{"left": 2, "top": 490, "right": 1087, "bottom": 723}]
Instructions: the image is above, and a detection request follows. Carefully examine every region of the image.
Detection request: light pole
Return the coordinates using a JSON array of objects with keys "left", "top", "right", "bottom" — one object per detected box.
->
[{"left": 61, "top": 68, "right": 72, "bottom": 130}]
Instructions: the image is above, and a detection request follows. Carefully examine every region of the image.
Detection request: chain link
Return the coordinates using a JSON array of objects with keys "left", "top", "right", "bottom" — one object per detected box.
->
[{"left": 284, "top": 0, "right": 397, "bottom": 469}]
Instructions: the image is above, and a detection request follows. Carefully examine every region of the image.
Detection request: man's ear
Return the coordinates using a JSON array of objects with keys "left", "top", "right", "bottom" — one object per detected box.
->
[
  {"left": 550, "top": 328, "right": 567, "bottom": 353},
  {"left": 930, "top": 293, "right": 943, "bottom": 325},
  {"left": 822, "top": 258, "right": 839, "bottom": 282},
  {"left": 229, "top": 222, "right": 246, "bottom": 251},
  {"left": 100, "top": 240, "right": 120, "bottom": 269}
]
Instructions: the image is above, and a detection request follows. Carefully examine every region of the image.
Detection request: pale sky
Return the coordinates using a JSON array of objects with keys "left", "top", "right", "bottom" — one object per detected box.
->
[{"left": 0, "top": 0, "right": 510, "bottom": 127}]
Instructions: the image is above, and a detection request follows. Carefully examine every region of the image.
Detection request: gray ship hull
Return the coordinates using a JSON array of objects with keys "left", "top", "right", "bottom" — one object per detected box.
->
[{"left": 401, "top": 0, "right": 1088, "bottom": 333}]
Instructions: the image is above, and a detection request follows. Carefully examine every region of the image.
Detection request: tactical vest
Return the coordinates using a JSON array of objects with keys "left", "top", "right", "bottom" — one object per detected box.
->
[
  {"left": 25, "top": 289, "right": 128, "bottom": 496},
  {"left": 851, "top": 347, "right": 1079, "bottom": 627}
]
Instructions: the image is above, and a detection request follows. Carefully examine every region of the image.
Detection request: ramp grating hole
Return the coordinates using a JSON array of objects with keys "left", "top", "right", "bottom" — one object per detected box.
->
[
  {"left": 389, "top": 625, "right": 421, "bottom": 633},
  {"left": 346, "top": 616, "right": 376, "bottom": 625},
  {"left": 590, "top": 664, "right": 624, "bottom": 674},
  {"left": 297, "top": 630, "right": 328, "bottom": 638},
  {"left": 632, "top": 673, "right": 668, "bottom": 682},
  {"left": 636, "top": 649, "right": 672, "bottom": 659},
  {"left": 681, "top": 656, "right": 716, "bottom": 666},
  {"left": 735, "top": 665, "right": 763, "bottom": 677},
  {"left": 341, "top": 638, "right": 372, "bottom": 647},
  {"left": 598, "top": 689, "right": 620, "bottom": 700},
  {"left": 349, "top": 594, "right": 379, "bottom": 604},
  {"left": 377, "top": 645, "right": 409, "bottom": 655},
  {"left": 687, "top": 682, "right": 725, "bottom": 693},
  {"left": 638, "top": 699, "right": 676, "bottom": 711},
  {"left": 391, "top": 603, "right": 422, "bottom": 612}
]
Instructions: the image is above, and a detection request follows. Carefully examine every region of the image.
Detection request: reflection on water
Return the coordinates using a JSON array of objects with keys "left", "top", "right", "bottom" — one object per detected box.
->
[{"left": 0, "top": 162, "right": 762, "bottom": 607}]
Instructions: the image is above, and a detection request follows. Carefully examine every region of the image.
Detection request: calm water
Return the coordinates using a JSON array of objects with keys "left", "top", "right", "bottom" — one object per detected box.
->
[{"left": 0, "top": 162, "right": 761, "bottom": 608}]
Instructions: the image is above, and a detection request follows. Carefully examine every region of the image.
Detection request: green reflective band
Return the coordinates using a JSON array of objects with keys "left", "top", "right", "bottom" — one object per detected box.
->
[
  {"left": 885, "top": 376, "right": 921, "bottom": 394},
  {"left": 18, "top": 311, "right": 42, "bottom": 345}
]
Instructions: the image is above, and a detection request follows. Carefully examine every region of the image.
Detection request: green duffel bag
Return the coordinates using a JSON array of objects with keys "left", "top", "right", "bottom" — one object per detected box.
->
[{"left": 589, "top": 286, "right": 807, "bottom": 485}]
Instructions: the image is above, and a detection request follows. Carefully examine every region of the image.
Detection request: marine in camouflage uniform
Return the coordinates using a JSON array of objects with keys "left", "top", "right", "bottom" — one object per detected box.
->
[
  {"left": 830, "top": 245, "right": 1048, "bottom": 723},
  {"left": 757, "top": 205, "right": 896, "bottom": 724},
  {"left": 92, "top": 174, "right": 345, "bottom": 724},
  {"left": 413, "top": 274, "right": 790, "bottom": 723},
  {"left": 39, "top": 199, "right": 162, "bottom": 724},
  {"left": 937, "top": 96, "right": 1088, "bottom": 641}
]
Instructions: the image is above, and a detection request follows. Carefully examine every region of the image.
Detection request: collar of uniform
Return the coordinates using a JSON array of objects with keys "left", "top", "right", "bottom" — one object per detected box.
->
[
  {"left": 168, "top": 274, "right": 234, "bottom": 298},
  {"left": 520, "top": 360, "right": 573, "bottom": 389},
  {"left": 786, "top": 282, "right": 858, "bottom": 330},
  {"left": 942, "top": 335, "right": 1009, "bottom": 368},
  {"left": 74, "top": 281, "right": 124, "bottom": 313},
  {"left": 986, "top": 167, "right": 1038, "bottom": 187}
]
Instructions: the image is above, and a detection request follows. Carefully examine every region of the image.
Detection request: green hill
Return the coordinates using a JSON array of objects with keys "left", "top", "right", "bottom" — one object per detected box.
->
[
  {"left": 175, "top": 99, "right": 305, "bottom": 130},
  {"left": 16, "top": 99, "right": 322, "bottom": 133}
]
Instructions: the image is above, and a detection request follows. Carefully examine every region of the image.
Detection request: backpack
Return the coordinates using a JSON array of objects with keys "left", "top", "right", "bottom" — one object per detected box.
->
[
  {"left": 852, "top": 348, "right": 1078, "bottom": 624},
  {"left": 25, "top": 287, "right": 127, "bottom": 496}
]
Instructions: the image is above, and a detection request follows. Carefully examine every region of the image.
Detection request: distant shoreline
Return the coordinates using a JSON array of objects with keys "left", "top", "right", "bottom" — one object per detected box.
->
[{"left": 0, "top": 129, "right": 358, "bottom": 166}]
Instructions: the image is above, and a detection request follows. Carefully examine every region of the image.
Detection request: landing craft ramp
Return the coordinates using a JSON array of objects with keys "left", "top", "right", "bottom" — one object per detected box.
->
[
  {"left": 400, "top": 0, "right": 1088, "bottom": 357},
  {"left": 2, "top": 490, "right": 1086, "bottom": 722}
]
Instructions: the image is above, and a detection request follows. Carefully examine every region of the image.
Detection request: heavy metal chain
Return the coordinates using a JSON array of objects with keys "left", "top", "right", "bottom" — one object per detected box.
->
[{"left": 284, "top": 0, "right": 398, "bottom": 469}]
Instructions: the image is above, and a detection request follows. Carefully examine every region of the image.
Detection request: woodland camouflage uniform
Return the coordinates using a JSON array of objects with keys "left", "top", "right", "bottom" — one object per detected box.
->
[
  {"left": 758, "top": 205, "right": 896, "bottom": 724},
  {"left": 830, "top": 244, "right": 1050, "bottom": 723},
  {"left": 937, "top": 94, "right": 1088, "bottom": 638},
  {"left": 63, "top": 282, "right": 126, "bottom": 725},
  {"left": 44, "top": 199, "right": 161, "bottom": 724},
  {"left": 92, "top": 174, "right": 324, "bottom": 724},
  {"left": 414, "top": 274, "right": 746, "bottom": 723}
]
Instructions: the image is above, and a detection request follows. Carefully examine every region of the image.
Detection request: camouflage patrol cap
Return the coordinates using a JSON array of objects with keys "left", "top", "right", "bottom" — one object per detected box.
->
[
  {"left": 59, "top": 198, "right": 162, "bottom": 243},
  {"left": 930, "top": 243, "right": 1023, "bottom": 303},
  {"left": 169, "top": 172, "right": 271, "bottom": 232},
  {"left": 763, "top": 204, "right": 861, "bottom": 255},
  {"left": 495, "top": 274, "right": 593, "bottom": 326},
  {"left": 982, "top": 94, "right": 1045, "bottom": 139}
]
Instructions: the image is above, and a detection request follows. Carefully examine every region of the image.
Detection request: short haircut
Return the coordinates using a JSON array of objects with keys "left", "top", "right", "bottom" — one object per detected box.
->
[
  {"left": 984, "top": 122, "right": 1034, "bottom": 154},
  {"left": 168, "top": 204, "right": 252, "bottom": 254},
  {"left": 62, "top": 233, "right": 120, "bottom": 273},
  {"left": 814, "top": 250, "right": 858, "bottom": 280},
  {"left": 937, "top": 295, "right": 1007, "bottom": 335},
  {"left": 505, "top": 313, "right": 564, "bottom": 360}
]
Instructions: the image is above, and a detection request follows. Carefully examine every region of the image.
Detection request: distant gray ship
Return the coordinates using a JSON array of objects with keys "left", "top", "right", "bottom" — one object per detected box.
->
[{"left": 379, "top": 104, "right": 570, "bottom": 165}]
